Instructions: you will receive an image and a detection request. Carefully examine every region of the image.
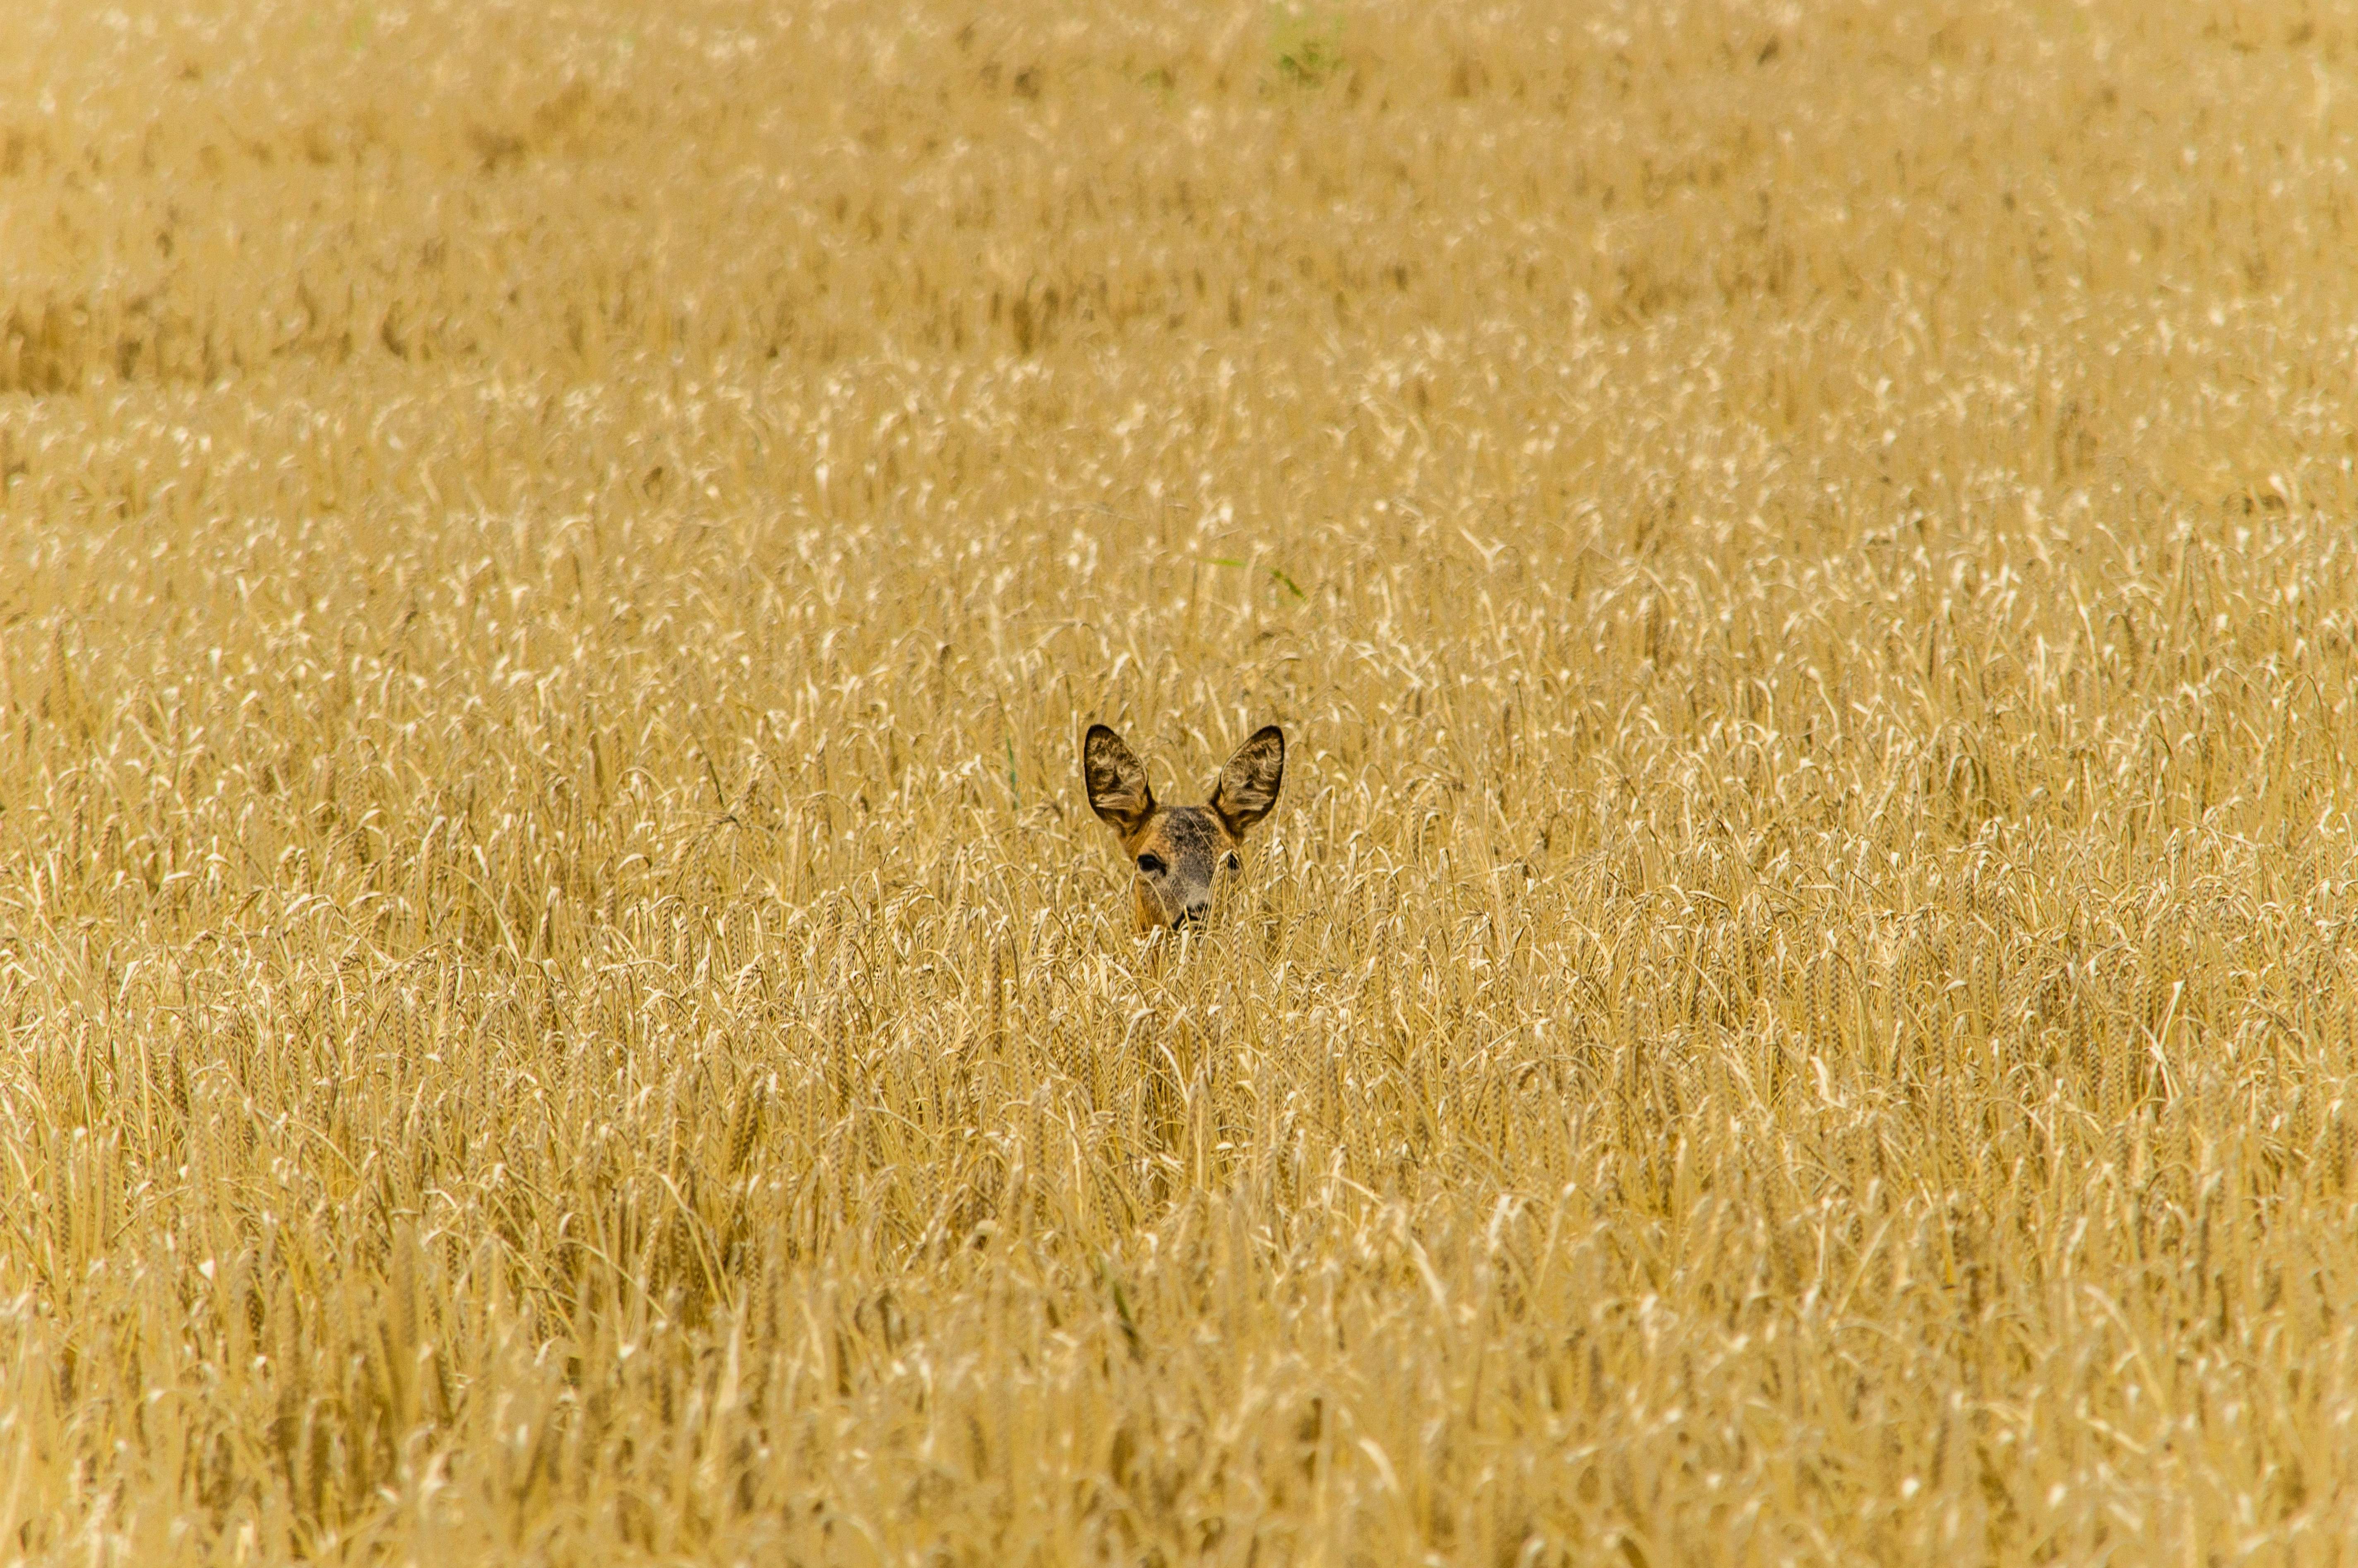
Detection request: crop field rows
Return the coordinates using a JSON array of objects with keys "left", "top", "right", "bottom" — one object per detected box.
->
[{"left": 5, "top": 1, "right": 2358, "bottom": 1562}]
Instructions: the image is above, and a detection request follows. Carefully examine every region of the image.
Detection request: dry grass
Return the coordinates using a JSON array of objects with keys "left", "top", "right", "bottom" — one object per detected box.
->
[{"left": 6, "top": 0, "right": 2358, "bottom": 1561}]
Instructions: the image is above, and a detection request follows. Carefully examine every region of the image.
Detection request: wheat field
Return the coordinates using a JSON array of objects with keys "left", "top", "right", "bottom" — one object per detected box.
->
[{"left": 5, "top": 0, "right": 2358, "bottom": 1562}]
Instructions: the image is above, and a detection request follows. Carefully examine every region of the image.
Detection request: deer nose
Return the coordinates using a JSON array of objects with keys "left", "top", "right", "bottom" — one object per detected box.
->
[{"left": 1176, "top": 900, "right": 1210, "bottom": 929}]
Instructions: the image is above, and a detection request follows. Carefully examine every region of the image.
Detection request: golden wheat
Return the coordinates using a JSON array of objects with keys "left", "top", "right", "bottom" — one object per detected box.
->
[{"left": 5, "top": 0, "right": 2358, "bottom": 1562}]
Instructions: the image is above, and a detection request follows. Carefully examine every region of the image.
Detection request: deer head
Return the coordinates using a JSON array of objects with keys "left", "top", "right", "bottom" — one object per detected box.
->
[{"left": 1081, "top": 723, "right": 1286, "bottom": 934}]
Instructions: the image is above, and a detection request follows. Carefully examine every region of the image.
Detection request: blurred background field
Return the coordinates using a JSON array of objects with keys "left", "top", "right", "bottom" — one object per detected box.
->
[{"left": 5, "top": 1, "right": 2358, "bottom": 1561}]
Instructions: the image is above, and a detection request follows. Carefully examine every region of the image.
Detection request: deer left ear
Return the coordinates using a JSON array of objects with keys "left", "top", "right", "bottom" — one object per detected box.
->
[
  {"left": 1210, "top": 725, "right": 1285, "bottom": 837},
  {"left": 1083, "top": 724, "right": 1156, "bottom": 838}
]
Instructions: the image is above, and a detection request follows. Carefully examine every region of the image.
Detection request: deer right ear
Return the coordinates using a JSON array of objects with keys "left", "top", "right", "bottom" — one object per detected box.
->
[
  {"left": 1082, "top": 724, "right": 1155, "bottom": 838},
  {"left": 1210, "top": 724, "right": 1285, "bottom": 837}
]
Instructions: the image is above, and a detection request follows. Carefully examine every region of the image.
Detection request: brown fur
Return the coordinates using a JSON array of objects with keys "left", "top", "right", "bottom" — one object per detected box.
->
[{"left": 1082, "top": 724, "right": 1286, "bottom": 933}]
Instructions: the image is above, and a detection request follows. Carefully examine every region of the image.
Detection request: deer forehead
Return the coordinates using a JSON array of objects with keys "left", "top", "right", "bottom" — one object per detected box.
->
[{"left": 1127, "top": 806, "right": 1233, "bottom": 863}]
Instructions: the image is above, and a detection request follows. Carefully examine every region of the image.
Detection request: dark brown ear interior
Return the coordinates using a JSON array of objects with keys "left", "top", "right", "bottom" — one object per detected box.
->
[
  {"left": 1082, "top": 724, "right": 1155, "bottom": 836},
  {"left": 1210, "top": 724, "right": 1285, "bottom": 837}
]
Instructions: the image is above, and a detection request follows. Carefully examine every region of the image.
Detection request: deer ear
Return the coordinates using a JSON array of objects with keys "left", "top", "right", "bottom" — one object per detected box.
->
[
  {"left": 1082, "top": 724, "right": 1155, "bottom": 837},
  {"left": 1210, "top": 725, "right": 1285, "bottom": 837}
]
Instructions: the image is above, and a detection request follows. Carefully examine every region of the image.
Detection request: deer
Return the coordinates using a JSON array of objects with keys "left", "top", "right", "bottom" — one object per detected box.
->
[{"left": 1080, "top": 723, "right": 1286, "bottom": 934}]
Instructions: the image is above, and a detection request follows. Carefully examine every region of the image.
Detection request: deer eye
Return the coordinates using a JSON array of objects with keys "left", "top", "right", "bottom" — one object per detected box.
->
[
  {"left": 1136, "top": 854, "right": 1166, "bottom": 875},
  {"left": 1223, "top": 853, "right": 1242, "bottom": 871}
]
